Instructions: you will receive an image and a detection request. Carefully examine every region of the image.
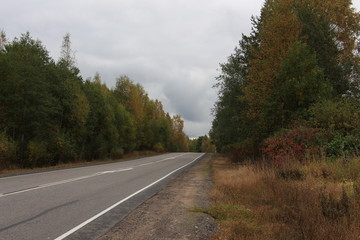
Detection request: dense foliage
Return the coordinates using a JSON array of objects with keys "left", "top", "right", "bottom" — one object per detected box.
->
[
  {"left": 0, "top": 32, "right": 189, "bottom": 168},
  {"left": 189, "top": 135, "right": 216, "bottom": 153},
  {"left": 211, "top": 0, "right": 360, "bottom": 161}
]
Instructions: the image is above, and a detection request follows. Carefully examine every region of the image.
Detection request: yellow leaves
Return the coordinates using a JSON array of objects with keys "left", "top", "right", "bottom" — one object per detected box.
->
[
  {"left": 170, "top": 115, "right": 189, "bottom": 152},
  {"left": 243, "top": 0, "right": 359, "bottom": 120},
  {"left": 309, "top": 0, "right": 360, "bottom": 60},
  {"left": 72, "top": 90, "right": 89, "bottom": 127},
  {"left": 244, "top": 0, "right": 302, "bottom": 118}
]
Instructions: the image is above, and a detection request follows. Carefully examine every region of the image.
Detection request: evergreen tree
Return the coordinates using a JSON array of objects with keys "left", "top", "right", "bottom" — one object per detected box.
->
[
  {"left": 0, "top": 33, "right": 59, "bottom": 166},
  {"left": 0, "top": 31, "right": 190, "bottom": 169},
  {"left": 211, "top": 0, "right": 360, "bottom": 158}
]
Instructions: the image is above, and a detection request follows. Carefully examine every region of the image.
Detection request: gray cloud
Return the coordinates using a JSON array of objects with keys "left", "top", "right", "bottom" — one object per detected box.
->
[{"left": 6, "top": 0, "right": 357, "bottom": 138}]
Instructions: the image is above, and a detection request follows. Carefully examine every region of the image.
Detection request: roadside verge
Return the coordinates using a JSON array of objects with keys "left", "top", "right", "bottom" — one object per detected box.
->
[{"left": 98, "top": 153, "right": 218, "bottom": 240}]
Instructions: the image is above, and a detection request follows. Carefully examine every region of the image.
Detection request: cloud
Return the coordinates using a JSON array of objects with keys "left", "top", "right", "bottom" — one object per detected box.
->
[{"left": 1, "top": 0, "right": 267, "bottom": 137}]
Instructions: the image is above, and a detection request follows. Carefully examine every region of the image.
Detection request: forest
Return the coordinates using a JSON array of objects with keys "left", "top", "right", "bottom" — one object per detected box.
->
[
  {"left": 207, "top": 1, "right": 360, "bottom": 239},
  {"left": 0, "top": 32, "right": 189, "bottom": 169},
  {"left": 211, "top": 0, "right": 360, "bottom": 163}
]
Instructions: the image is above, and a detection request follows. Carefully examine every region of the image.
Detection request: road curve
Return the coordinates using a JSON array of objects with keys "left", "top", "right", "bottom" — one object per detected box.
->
[{"left": 0, "top": 152, "right": 205, "bottom": 240}]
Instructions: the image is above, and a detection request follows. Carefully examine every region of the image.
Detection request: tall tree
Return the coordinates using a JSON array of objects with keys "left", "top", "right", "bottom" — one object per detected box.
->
[
  {"left": 0, "top": 30, "right": 6, "bottom": 50},
  {"left": 211, "top": 15, "right": 261, "bottom": 152},
  {"left": 114, "top": 75, "right": 147, "bottom": 149},
  {"left": 60, "top": 33, "right": 76, "bottom": 68},
  {"left": 0, "top": 32, "right": 190, "bottom": 169},
  {"left": 0, "top": 33, "right": 59, "bottom": 166},
  {"left": 169, "top": 115, "right": 189, "bottom": 152},
  {"left": 82, "top": 75, "right": 119, "bottom": 160},
  {"left": 50, "top": 33, "right": 89, "bottom": 163},
  {"left": 268, "top": 41, "right": 331, "bottom": 128},
  {"left": 211, "top": 0, "right": 360, "bottom": 157}
]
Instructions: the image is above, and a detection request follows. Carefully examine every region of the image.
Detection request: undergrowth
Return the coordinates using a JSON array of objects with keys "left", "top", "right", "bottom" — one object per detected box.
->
[{"left": 207, "top": 155, "right": 360, "bottom": 240}]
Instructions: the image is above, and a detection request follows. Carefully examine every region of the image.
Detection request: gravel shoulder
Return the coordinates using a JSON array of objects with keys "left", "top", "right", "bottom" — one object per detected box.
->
[{"left": 98, "top": 153, "right": 217, "bottom": 240}]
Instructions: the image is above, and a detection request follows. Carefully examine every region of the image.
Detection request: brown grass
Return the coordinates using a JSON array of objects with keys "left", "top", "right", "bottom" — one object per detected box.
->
[{"left": 206, "top": 155, "right": 360, "bottom": 240}]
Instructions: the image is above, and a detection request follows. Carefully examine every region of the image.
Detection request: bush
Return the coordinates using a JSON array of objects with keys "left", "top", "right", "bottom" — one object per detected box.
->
[
  {"left": 51, "top": 133, "right": 78, "bottom": 164},
  {"left": 326, "top": 135, "right": 359, "bottom": 158},
  {"left": 309, "top": 98, "right": 360, "bottom": 158},
  {"left": 27, "top": 139, "right": 53, "bottom": 167},
  {"left": 0, "top": 132, "right": 17, "bottom": 169},
  {"left": 153, "top": 143, "right": 165, "bottom": 153},
  {"left": 222, "top": 139, "right": 257, "bottom": 162},
  {"left": 309, "top": 98, "right": 360, "bottom": 136},
  {"left": 110, "top": 147, "right": 124, "bottom": 160},
  {"left": 262, "top": 126, "right": 320, "bottom": 165}
]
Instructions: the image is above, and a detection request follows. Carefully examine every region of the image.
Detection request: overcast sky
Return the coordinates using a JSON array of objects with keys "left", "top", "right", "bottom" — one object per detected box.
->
[{"left": 1, "top": 1, "right": 359, "bottom": 138}]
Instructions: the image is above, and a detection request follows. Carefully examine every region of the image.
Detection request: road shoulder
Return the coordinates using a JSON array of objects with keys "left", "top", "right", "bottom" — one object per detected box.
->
[{"left": 98, "top": 154, "right": 217, "bottom": 240}]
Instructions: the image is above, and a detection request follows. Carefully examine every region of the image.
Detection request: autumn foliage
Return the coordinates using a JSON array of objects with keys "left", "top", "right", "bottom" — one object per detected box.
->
[
  {"left": 209, "top": 1, "right": 360, "bottom": 238},
  {"left": 211, "top": 0, "right": 360, "bottom": 161},
  {"left": 262, "top": 127, "right": 320, "bottom": 165},
  {"left": 0, "top": 33, "right": 189, "bottom": 169}
]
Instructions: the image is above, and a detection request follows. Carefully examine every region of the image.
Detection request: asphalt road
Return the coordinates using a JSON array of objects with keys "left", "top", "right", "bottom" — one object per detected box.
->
[{"left": 0, "top": 152, "right": 205, "bottom": 240}]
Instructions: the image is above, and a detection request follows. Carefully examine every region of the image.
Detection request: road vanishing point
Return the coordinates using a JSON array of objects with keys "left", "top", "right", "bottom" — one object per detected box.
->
[{"left": 0, "top": 152, "right": 205, "bottom": 240}]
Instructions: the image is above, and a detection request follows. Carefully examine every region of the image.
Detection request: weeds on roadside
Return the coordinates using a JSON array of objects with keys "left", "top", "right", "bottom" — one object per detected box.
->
[{"left": 208, "top": 155, "right": 360, "bottom": 240}]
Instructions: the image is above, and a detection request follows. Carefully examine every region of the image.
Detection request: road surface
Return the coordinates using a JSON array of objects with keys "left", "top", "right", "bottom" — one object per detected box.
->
[{"left": 0, "top": 152, "right": 204, "bottom": 240}]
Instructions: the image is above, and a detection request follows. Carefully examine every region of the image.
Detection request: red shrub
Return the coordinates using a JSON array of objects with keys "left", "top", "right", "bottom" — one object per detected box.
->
[{"left": 262, "top": 127, "right": 320, "bottom": 165}]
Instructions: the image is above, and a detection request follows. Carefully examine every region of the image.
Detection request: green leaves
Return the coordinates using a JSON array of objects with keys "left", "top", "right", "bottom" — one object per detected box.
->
[
  {"left": 274, "top": 41, "right": 331, "bottom": 123},
  {"left": 211, "top": 0, "right": 360, "bottom": 159},
  {"left": 0, "top": 32, "right": 189, "bottom": 169},
  {"left": 0, "top": 33, "right": 58, "bottom": 165}
]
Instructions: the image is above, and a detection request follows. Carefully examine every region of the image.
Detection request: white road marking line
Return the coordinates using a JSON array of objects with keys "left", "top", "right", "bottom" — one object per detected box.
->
[
  {"left": 115, "top": 168, "right": 133, "bottom": 172},
  {"left": 54, "top": 153, "right": 205, "bottom": 240},
  {"left": 130, "top": 153, "right": 188, "bottom": 168},
  {"left": 1, "top": 187, "right": 41, "bottom": 197},
  {"left": 0, "top": 168, "right": 133, "bottom": 198},
  {"left": 96, "top": 171, "right": 115, "bottom": 174},
  {"left": 0, "top": 153, "right": 187, "bottom": 198},
  {"left": 96, "top": 168, "right": 133, "bottom": 175},
  {"left": 40, "top": 176, "right": 93, "bottom": 187}
]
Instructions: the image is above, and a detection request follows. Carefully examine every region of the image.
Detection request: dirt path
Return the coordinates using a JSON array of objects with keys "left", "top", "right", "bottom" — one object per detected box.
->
[{"left": 98, "top": 154, "right": 217, "bottom": 240}]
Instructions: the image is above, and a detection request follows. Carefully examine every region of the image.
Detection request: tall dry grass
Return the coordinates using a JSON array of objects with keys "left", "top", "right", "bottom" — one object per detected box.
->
[{"left": 206, "top": 155, "right": 360, "bottom": 240}]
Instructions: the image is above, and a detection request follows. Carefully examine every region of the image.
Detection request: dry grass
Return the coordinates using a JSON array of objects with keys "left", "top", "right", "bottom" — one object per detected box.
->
[{"left": 206, "top": 155, "right": 360, "bottom": 240}]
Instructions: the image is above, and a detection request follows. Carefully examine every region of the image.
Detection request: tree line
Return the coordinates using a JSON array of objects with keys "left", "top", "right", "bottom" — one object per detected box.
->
[
  {"left": 0, "top": 32, "right": 189, "bottom": 169},
  {"left": 188, "top": 135, "right": 216, "bottom": 153},
  {"left": 211, "top": 0, "right": 360, "bottom": 162}
]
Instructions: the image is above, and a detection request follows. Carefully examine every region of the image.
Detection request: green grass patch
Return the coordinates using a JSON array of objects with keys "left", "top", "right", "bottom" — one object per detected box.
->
[{"left": 194, "top": 204, "right": 260, "bottom": 234}]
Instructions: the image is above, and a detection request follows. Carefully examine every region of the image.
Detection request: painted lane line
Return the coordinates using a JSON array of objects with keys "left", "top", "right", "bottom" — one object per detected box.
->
[
  {"left": 129, "top": 153, "right": 189, "bottom": 168},
  {"left": 0, "top": 153, "right": 187, "bottom": 182},
  {"left": 2, "top": 186, "right": 41, "bottom": 197},
  {"left": 0, "top": 153, "right": 185, "bottom": 197},
  {"left": 96, "top": 171, "right": 115, "bottom": 174},
  {"left": 54, "top": 153, "right": 205, "bottom": 240},
  {"left": 0, "top": 168, "right": 133, "bottom": 198},
  {"left": 114, "top": 168, "right": 133, "bottom": 172},
  {"left": 0, "top": 153, "right": 186, "bottom": 198},
  {"left": 131, "top": 158, "right": 175, "bottom": 168},
  {"left": 100, "top": 168, "right": 134, "bottom": 175},
  {"left": 40, "top": 176, "right": 93, "bottom": 187},
  {"left": 97, "top": 168, "right": 133, "bottom": 175}
]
